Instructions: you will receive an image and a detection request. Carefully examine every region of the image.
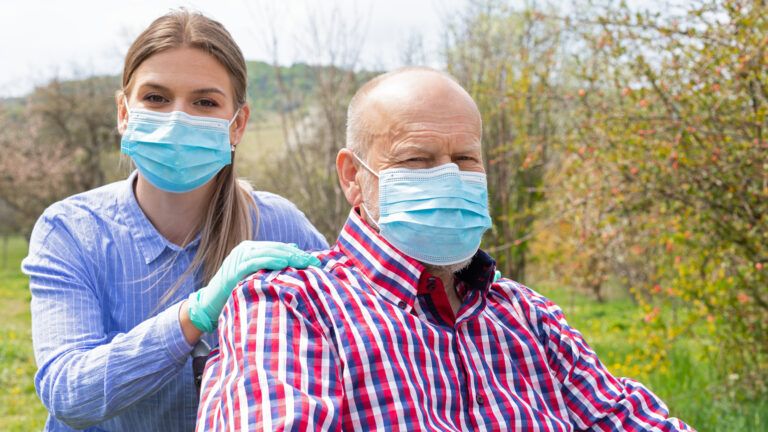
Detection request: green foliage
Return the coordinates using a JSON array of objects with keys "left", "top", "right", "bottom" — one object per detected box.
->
[
  {"left": 245, "top": 61, "right": 318, "bottom": 114},
  {"left": 541, "top": 0, "right": 768, "bottom": 397}
]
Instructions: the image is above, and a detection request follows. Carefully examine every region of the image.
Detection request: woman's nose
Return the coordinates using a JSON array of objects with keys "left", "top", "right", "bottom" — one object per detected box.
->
[{"left": 170, "top": 100, "right": 187, "bottom": 112}]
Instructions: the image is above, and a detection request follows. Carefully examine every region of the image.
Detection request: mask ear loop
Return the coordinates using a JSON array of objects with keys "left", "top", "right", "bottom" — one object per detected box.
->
[
  {"left": 351, "top": 152, "right": 381, "bottom": 230},
  {"left": 122, "top": 96, "right": 132, "bottom": 125},
  {"left": 351, "top": 152, "right": 379, "bottom": 179},
  {"left": 229, "top": 108, "right": 241, "bottom": 152}
]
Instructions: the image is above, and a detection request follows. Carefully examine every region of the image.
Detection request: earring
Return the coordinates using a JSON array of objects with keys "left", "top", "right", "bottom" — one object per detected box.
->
[{"left": 230, "top": 144, "right": 235, "bottom": 152}]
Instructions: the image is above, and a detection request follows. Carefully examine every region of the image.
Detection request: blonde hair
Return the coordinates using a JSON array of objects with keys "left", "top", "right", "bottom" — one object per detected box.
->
[{"left": 119, "top": 9, "right": 257, "bottom": 304}]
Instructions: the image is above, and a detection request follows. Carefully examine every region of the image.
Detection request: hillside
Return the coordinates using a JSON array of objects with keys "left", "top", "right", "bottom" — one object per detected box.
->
[{"left": 0, "top": 61, "right": 320, "bottom": 118}]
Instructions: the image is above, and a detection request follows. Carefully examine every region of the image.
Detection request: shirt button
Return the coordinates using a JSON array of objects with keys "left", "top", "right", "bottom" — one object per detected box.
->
[
  {"left": 427, "top": 277, "right": 436, "bottom": 291},
  {"left": 397, "top": 301, "right": 407, "bottom": 309},
  {"left": 476, "top": 395, "right": 485, "bottom": 405}
]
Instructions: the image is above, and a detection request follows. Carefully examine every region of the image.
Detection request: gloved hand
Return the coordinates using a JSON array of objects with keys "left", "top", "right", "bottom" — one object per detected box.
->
[
  {"left": 187, "top": 241, "right": 321, "bottom": 332},
  {"left": 493, "top": 270, "right": 501, "bottom": 283}
]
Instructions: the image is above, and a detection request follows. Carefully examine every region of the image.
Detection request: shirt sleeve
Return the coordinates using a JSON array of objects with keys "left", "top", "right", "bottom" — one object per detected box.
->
[
  {"left": 518, "top": 285, "right": 694, "bottom": 431},
  {"left": 197, "top": 271, "right": 343, "bottom": 431},
  {"left": 21, "top": 211, "right": 194, "bottom": 430}
]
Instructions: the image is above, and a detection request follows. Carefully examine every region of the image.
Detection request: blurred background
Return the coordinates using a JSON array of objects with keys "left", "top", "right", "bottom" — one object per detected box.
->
[{"left": 0, "top": 0, "right": 766, "bottom": 430}]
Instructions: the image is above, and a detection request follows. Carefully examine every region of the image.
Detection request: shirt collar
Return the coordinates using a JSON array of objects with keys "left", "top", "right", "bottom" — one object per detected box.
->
[
  {"left": 337, "top": 209, "right": 424, "bottom": 313},
  {"left": 336, "top": 208, "right": 496, "bottom": 313},
  {"left": 117, "top": 171, "right": 200, "bottom": 265},
  {"left": 455, "top": 248, "right": 497, "bottom": 296}
]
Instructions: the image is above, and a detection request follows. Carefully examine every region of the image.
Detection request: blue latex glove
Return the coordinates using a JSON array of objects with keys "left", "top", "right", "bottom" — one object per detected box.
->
[
  {"left": 187, "top": 241, "right": 321, "bottom": 332},
  {"left": 493, "top": 270, "right": 501, "bottom": 283}
]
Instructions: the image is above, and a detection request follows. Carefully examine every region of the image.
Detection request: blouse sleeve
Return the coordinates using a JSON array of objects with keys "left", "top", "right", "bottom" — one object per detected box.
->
[{"left": 21, "top": 210, "right": 194, "bottom": 429}]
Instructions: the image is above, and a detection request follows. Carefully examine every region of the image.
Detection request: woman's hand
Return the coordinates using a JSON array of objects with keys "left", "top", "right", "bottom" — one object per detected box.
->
[{"left": 186, "top": 241, "right": 321, "bottom": 333}]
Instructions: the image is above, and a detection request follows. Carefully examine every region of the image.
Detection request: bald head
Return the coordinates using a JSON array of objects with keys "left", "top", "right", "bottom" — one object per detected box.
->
[{"left": 345, "top": 67, "right": 482, "bottom": 159}]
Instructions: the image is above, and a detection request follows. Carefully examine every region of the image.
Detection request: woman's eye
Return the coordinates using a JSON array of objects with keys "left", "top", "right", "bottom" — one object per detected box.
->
[
  {"left": 195, "top": 99, "right": 218, "bottom": 108},
  {"left": 144, "top": 94, "right": 168, "bottom": 103}
]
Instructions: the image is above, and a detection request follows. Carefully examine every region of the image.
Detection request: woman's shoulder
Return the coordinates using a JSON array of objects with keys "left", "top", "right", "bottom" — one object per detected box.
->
[
  {"left": 249, "top": 190, "right": 329, "bottom": 250},
  {"left": 31, "top": 180, "right": 128, "bottom": 249},
  {"left": 250, "top": 190, "right": 317, "bottom": 226},
  {"left": 42, "top": 180, "right": 125, "bottom": 225},
  {"left": 250, "top": 190, "right": 300, "bottom": 211}
]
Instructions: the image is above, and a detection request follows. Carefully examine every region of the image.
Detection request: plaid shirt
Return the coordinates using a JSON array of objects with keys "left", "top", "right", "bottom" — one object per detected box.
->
[{"left": 198, "top": 209, "right": 693, "bottom": 431}]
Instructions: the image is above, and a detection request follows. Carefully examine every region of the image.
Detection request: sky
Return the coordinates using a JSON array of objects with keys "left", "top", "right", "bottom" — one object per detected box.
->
[{"left": 0, "top": 0, "right": 464, "bottom": 98}]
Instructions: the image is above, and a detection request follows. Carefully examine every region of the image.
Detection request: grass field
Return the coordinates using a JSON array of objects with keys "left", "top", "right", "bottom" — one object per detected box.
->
[
  {"left": 0, "top": 235, "right": 765, "bottom": 431},
  {"left": 534, "top": 282, "right": 767, "bottom": 431},
  {"left": 0, "top": 236, "right": 47, "bottom": 431}
]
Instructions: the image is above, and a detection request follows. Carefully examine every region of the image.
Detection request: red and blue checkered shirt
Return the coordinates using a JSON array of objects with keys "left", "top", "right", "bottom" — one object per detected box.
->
[{"left": 197, "top": 209, "right": 693, "bottom": 431}]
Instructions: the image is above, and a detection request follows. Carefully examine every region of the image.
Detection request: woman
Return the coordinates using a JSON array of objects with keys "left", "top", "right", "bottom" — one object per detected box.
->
[{"left": 21, "top": 9, "right": 328, "bottom": 431}]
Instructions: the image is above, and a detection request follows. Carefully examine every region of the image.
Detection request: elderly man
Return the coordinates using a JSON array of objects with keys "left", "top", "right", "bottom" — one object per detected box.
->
[{"left": 197, "top": 68, "right": 693, "bottom": 431}]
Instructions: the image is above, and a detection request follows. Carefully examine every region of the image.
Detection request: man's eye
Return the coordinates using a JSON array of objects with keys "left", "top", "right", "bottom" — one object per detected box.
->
[{"left": 455, "top": 156, "right": 479, "bottom": 162}]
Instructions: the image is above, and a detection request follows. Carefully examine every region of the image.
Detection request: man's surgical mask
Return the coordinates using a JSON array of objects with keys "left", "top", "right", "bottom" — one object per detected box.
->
[
  {"left": 120, "top": 99, "right": 239, "bottom": 193},
  {"left": 353, "top": 153, "right": 492, "bottom": 266}
]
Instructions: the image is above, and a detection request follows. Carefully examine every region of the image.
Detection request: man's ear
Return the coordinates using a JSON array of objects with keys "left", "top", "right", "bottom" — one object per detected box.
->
[
  {"left": 337, "top": 148, "right": 363, "bottom": 207},
  {"left": 115, "top": 90, "right": 128, "bottom": 135},
  {"left": 230, "top": 103, "right": 251, "bottom": 147}
]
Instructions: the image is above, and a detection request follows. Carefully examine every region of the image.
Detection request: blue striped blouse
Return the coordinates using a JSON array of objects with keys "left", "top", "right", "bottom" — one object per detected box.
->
[{"left": 21, "top": 171, "right": 328, "bottom": 431}]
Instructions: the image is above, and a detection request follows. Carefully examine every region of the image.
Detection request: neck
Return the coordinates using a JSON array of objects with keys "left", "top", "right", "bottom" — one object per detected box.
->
[
  {"left": 134, "top": 174, "right": 215, "bottom": 246},
  {"left": 425, "top": 265, "right": 461, "bottom": 315}
]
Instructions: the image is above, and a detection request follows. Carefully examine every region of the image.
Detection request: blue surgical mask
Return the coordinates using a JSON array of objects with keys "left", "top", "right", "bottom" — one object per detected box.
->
[
  {"left": 354, "top": 154, "right": 492, "bottom": 266},
  {"left": 120, "top": 99, "right": 239, "bottom": 193}
]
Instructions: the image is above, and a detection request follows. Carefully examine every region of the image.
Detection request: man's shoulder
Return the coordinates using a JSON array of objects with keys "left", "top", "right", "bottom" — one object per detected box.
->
[
  {"left": 491, "top": 278, "right": 553, "bottom": 307},
  {"left": 488, "top": 278, "right": 566, "bottom": 328},
  {"left": 232, "top": 249, "right": 351, "bottom": 313}
]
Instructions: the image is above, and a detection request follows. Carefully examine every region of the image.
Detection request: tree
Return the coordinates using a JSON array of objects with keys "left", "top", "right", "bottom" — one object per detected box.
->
[
  {"left": 555, "top": 0, "right": 767, "bottom": 392},
  {"left": 249, "top": 1, "right": 372, "bottom": 241},
  {"left": 0, "top": 76, "right": 119, "bottom": 235}
]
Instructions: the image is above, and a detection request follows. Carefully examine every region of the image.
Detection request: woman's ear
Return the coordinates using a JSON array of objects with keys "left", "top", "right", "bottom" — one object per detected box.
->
[
  {"left": 230, "top": 103, "right": 251, "bottom": 148},
  {"left": 115, "top": 90, "right": 128, "bottom": 135},
  {"left": 337, "top": 149, "right": 364, "bottom": 207}
]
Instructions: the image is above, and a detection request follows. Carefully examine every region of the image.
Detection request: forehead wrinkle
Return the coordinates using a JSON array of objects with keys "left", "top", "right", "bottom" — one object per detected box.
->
[
  {"left": 387, "top": 132, "right": 481, "bottom": 154},
  {"left": 390, "top": 121, "right": 480, "bottom": 135},
  {"left": 387, "top": 118, "right": 481, "bottom": 147}
]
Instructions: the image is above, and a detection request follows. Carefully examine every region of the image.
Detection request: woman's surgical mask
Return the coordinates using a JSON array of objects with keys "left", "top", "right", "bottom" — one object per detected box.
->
[
  {"left": 353, "top": 153, "right": 492, "bottom": 266},
  {"left": 120, "top": 99, "right": 240, "bottom": 193}
]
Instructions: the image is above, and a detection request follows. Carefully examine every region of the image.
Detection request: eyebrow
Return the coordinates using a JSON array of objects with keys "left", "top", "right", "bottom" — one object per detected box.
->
[{"left": 139, "top": 82, "right": 227, "bottom": 97}]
